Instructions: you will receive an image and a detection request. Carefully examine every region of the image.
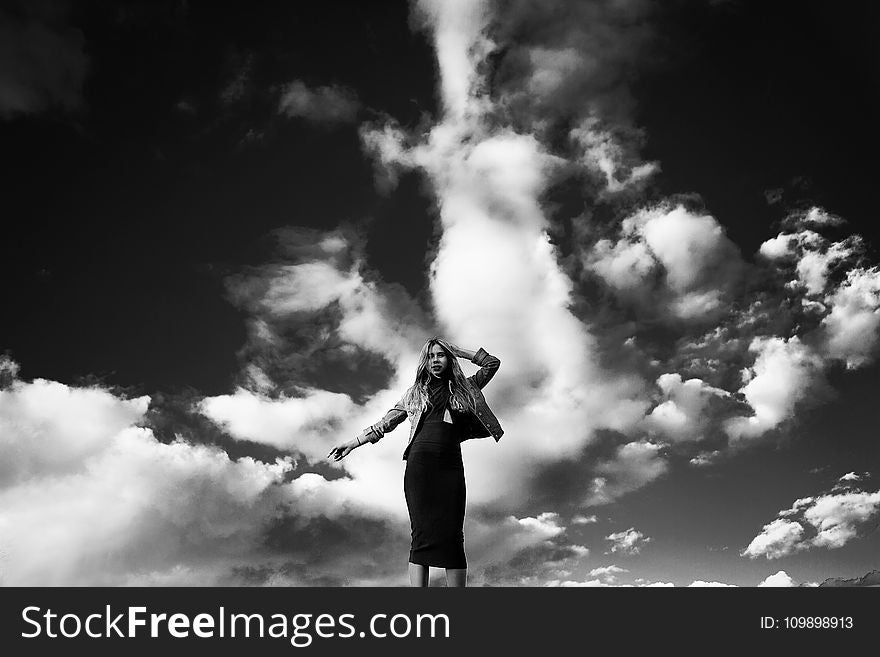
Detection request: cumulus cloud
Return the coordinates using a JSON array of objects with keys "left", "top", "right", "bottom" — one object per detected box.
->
[
  {"left": 0, "top": 369, "right": 284, "bottom": 585},
  {"left": 0, "top": 3, "right": 88, "bottom": 117},
  {"left": 586, "top": 203, "right": 745, "bottom": 321},
  {"left": 757, "top": 208, "right": 880, "bottom": 370},
  {"left": 742, "top": 518, "right": 806, "bottom": 560},
  {"left": 0, "top": 377, "right": 150, "bottom": 485},
  {"left": 724, "top": 336, "right": 822, "bottom": 442},
  {"left": 743, "top": 477, "right": 880, "bottom": 559},
  {"left": 0, "top": 361, "right": 438, "bottom": 586},
  {"left": 819, "top": 267, "right": 880, "bottom": 369},
  {"left": 643, "top": 373, "right": 729, "bottom": 442},
  {"left": 758, "top": 570, "right": 796, "bottom": 587},
  {"left": 604, "top": 527, "right": 650, "bottom": 555},
  {"left": 278, "top": 80, "right": 360, "bottom": 124},
  {"left": 805, "top": 491, "right": 880, "bottom": 549}
]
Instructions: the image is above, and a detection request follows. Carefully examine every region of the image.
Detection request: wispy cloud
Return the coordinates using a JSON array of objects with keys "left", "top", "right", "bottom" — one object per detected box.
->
[
  {"left": 220, "top": 52, "right": 254, "bottom": 105},
  {"left": 278, "top": 80, "right": 360, "bottom": 124}
]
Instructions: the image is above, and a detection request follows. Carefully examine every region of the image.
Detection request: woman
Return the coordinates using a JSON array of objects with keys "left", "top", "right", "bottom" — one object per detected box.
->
[{"left": 328, "top": 338, "right": 503, "bottom": 587}]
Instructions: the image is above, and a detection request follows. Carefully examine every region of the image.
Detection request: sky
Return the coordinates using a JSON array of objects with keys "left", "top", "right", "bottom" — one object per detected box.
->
[{"left": 1, "top": 0, "right": 879, "bottom": 587}]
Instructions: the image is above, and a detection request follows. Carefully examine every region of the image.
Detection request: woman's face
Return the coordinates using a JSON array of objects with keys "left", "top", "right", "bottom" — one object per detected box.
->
[{"left": 427, "top": 343, "right": 449, "bottom": 378}]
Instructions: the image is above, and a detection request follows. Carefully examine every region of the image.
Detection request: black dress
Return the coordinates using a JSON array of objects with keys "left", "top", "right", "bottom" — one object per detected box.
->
[{"left": 403, "top": 377, "right": 467, "bottom": 568}]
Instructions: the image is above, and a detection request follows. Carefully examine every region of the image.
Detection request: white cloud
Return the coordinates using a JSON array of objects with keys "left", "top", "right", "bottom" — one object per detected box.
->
[
  {"left": 742, "top": 518, "right": 805, "bottom": 560},
  {"left": 0, "top": 378, "right": 149, "bottom": 485},
  {"left": 586, "top": 203, "right": 744, "bottom": 321},
  {"left": 0, "top": 367, "right": 419, "bottom": 586},
  {"left": 412, "top": 0, "right": 493, "bottom": 122},
  {"left": 784, "top": 206, "right": 846, "bottom": 229},
  {"left": 819, "top": 267, "right": 880, "bottom": 369},
  {"left": 0, "top": 376, "right": 296, "bottom": 585},
  {"left": 795, "top": 238, "right": 858, "bottom": 295},
  {"left": 588, "top": 236, "right": 656, "bottom": 291},
  {"left": 759, "top": 233, "right": 796, "bottom": 260},
  {"left": 689, "top": 450, "right": 721, "bottom": 467},
  {"left": 724, "top": 337, "right": 822, "bottom": 441},
  {"left": 688, "top": 580, "right": 737, "bottom": 587},
  {"left": 571, "top": 514, "right": 597, "bottom": 525},
  {"left": 803, "top": 491, "right": 880, "bottom": 549},
  {"left": 589, "top": 564, "right": 628, "bottom": 583},
  {"left": 604, "top": 527, "right": 651, "bottom": 555},
  {"left": 758, "top": 570, "right": 796, "bottom": 587},
  {"left": 743, "top": 481, "right": 880, "bottom": 559},
  {"left": 571, "top": 117, "right": 658, "bottom": 194},
  {"left": 278, "top": 80, "right": 360, "bottom": 124},
  {"left": 359, "top": 121, "right": 417, "bottom": 190},
  {"left": 589, "top": 564, "right": 627, "bottom": 577},
  {"left": 644, "top": 373, "right": 729, "bottom": 442},
  {"left": 638, "top": 206, "right": 740, "bottom": 303},
  {"left": 198, "top": 387, "right": 357, "bottom": 455},
  {"left": 544, "top": 578, "right": 609, "bottom": 587},
  {"left": 758, "top": 219, "right": 879, "bottom": 371}
]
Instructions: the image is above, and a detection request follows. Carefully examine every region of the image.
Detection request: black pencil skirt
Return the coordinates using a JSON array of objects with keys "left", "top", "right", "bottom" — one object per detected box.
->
[{"left": 403, "top": 420, "right": 467, "bottom": 568}]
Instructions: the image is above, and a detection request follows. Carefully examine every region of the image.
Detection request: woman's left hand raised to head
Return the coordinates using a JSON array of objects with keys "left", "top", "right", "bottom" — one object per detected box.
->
[{"left": 448, "top": 343, "right": 475, "bottom": 360}]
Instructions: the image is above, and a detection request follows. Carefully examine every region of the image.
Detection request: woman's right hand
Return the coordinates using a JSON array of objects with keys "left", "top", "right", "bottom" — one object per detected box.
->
[{"left": 327, "top": 438, "right": 358, "bottom": 461}]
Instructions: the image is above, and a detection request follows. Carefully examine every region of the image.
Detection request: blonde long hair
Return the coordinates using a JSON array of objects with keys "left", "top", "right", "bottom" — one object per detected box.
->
[{"left": 401, "top": 337, "right": 477, "bottom": 415}]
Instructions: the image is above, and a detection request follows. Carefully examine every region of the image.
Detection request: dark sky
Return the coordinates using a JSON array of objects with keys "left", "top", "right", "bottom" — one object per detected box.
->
[{"left": 3, "top": 1, "right": 438, "bottom": 394}]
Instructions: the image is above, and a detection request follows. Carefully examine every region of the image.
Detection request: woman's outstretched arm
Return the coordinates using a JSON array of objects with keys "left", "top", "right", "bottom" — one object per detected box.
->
[{"left": 327, "top": 398, "right": 409, "bottom": 461}]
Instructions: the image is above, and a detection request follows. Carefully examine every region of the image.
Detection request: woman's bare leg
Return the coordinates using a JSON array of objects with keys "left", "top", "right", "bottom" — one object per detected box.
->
[
  {"left": 446, "top": 568, "right": 467, "bottom": 587},
  {"left": 409, "top": 562, "right": 429, "bottom": 587}
]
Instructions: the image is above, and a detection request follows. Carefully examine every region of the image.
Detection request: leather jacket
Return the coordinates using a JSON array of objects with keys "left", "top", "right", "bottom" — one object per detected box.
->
[{"left": 360, "top": 347, "right": 503, "bottom": 460}]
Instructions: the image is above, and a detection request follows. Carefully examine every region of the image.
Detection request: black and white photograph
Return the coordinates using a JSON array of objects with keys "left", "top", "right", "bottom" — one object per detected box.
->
[{"left": 2, "top": 0, "right": 879, "bottom": 613}]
